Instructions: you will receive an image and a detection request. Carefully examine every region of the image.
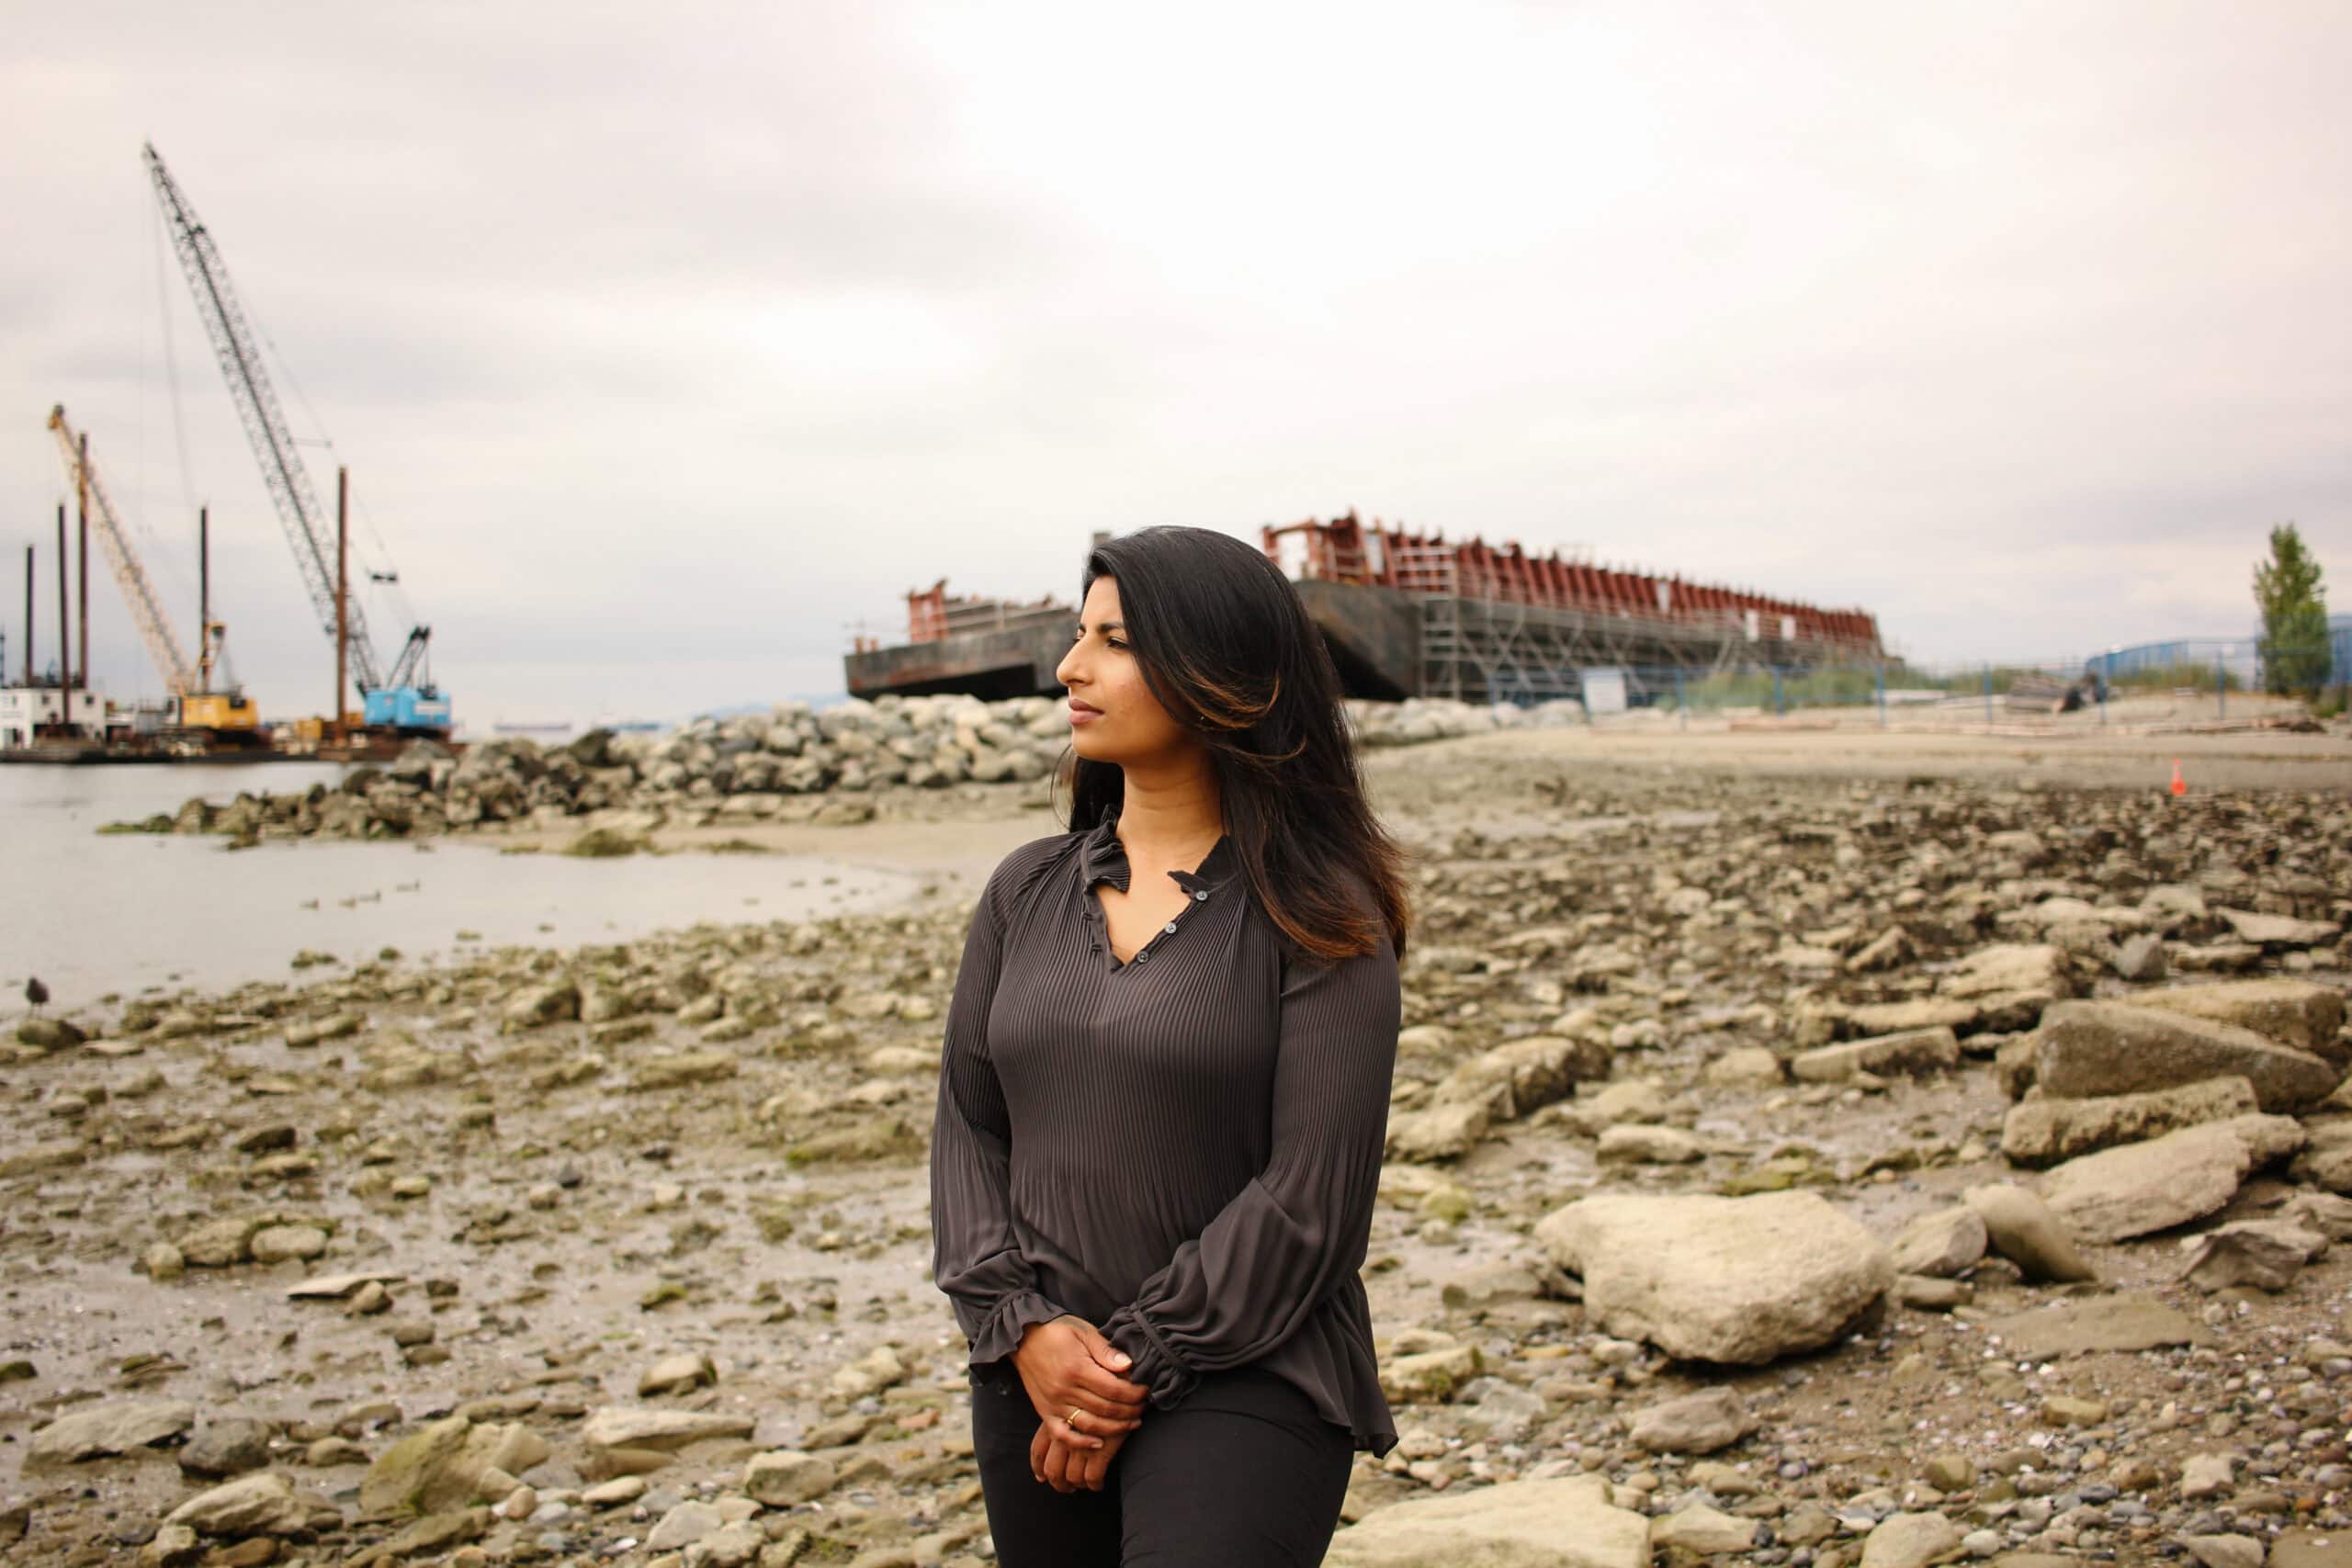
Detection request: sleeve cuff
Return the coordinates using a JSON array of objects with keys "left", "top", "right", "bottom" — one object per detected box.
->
[
  {"left": 967, "top": 1289, "right": 1069, "bottom": 1370},
  {"left": 1101, "top": 1303, "right": 1201, "bottom": 1409}
]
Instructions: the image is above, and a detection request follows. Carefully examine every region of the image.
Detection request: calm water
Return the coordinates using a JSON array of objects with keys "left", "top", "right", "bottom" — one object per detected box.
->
[{"left": 1, "top": 761, "right": 922, "bottom": 1009}]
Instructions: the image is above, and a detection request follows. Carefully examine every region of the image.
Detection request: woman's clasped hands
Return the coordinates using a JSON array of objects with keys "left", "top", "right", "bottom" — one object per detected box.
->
[{"left": 1011, "top": 1314, "right": 1148, "bottom": 1494}]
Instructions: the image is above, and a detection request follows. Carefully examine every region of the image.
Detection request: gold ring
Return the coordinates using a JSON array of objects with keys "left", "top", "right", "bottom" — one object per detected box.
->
[{"left": 1067, "top": 1406, "right": 1083, "bottom": 1427}]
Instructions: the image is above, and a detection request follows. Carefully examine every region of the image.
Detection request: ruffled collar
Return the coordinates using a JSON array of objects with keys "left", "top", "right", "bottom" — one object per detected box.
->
[{"left": 1079, "top": 809, "right": 1238, "bottom": 895}]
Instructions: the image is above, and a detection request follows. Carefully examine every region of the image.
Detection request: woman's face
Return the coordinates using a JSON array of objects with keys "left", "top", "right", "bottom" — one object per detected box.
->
[{"left": 1054, "top": 576, "right": 1194, "bottom": 766}]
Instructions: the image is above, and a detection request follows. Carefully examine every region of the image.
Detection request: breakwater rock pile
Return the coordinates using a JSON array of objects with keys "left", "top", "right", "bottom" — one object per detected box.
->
[
  {"left": 11, "top": 734, "right": 2352, "bottom": 1568},
  {"left": 117, "top": 695, "right": 1589, "bottom": 844}
]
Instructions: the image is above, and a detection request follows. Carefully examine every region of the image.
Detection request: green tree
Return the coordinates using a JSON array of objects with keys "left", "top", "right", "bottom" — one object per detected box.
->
[{"left": 2254, "top": 523, "right": 2330, "bottom": 695}]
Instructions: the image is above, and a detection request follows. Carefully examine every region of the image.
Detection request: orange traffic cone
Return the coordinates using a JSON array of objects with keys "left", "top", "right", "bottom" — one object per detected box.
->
[{"left": 2169, "top": 759, "right": 2187, "bottom": 796}]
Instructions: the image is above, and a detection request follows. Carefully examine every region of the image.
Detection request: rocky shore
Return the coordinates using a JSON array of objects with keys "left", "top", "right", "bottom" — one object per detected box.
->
[
  {"left": 11, "top": 728, "right": 2352, "bottom": 1568},
  {"left": 108, "top": 695, "right": 1587, "bottom": 846}
]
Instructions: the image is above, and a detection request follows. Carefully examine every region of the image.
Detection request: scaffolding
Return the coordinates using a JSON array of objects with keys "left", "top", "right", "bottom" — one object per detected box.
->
[{"left": 1268, "top": 511, "right": 1883, "bottom": 704}]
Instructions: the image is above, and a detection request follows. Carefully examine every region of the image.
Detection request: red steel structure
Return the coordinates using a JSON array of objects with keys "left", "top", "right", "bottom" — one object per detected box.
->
[{"left": 1261, "top": 511, "right": 1882, "bottom": 656}]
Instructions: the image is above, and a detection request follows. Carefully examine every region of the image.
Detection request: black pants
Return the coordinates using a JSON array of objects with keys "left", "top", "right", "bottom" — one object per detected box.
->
[{"left": 969, "top": 1356, "right": 1355, "bottom": 1567}]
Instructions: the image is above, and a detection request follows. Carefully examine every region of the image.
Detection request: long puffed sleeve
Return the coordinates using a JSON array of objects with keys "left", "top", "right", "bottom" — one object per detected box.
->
[
  {"left": 930, "top": 883, "right": 1070, "bottom": 1368},
  {"left": 1097, "top": 927, "right": 1400, "bottom": 1408}
]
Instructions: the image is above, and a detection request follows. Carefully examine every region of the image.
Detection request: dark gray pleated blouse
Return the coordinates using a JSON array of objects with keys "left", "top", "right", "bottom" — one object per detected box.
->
[{"left": 929, "top": 809, "right": 1401, "bottom": 1456}]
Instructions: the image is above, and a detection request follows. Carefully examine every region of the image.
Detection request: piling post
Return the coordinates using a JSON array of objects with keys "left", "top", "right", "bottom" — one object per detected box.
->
[
  {"left": 1876, "top": 660, "right": 1886, "bottom": 728},
  {"left": 1676, "top": 667, "right": 1687, "bottom": 731},
  {"left": 21, "top": 543, "right": 32, "bottom": 686},
  {"left": 334, "top": 466, "right": 349, "bottom": 742},
  {"left": 2216, "top": 651, "right": 2226, "bottom": 721},
  {"left": 56, "top": 503, "right": 70, "bottom": 729},
  {"left": 76, "top": 434, "right": 89, "bottom": 710},
  {"left": 198, "top": 507, "right": 211, "bottom": 692},
  {"left": 1772, "top": 667, "right": 1783, "bottom": 716},
  {"left": 1983, "top": 663, "right": 1994, "bottom": 730}
]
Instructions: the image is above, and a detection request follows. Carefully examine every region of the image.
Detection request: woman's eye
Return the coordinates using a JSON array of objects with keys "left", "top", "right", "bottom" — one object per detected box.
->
[{"left": 1107, "top": 639, "right": 1127, "bottom": 650}]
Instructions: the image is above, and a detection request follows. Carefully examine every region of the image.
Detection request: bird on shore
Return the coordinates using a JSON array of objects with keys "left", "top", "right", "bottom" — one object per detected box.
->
[{"left": 24, "top": 976, "right": 48, "bottom": 1016}]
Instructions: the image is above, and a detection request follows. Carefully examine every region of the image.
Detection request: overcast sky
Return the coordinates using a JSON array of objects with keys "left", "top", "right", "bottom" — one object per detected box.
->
[{"left": 4, "top": 2, "right": 2346, "bottom": 725}]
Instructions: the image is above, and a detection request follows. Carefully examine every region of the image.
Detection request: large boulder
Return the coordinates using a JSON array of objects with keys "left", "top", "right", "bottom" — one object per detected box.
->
[
  {"left": 2038, "top": 1114, "right": 2307, "bottom": 1243},
  {"left": 2131, "top": 979, "right": 2346, "bottom": 1057},
  {"left": 1325, "top": 1474, "right": 1648, "bottom": 1568},
  {"left": 1535, "top": 1191, "right": 1892, "bottom": 1364},
  {"left": 2035, "top": 1001, "right": 2340, "bottom": 1112},
  {"left": 2001, "top": 1077, "right": 2260, "bottom": 1168}
]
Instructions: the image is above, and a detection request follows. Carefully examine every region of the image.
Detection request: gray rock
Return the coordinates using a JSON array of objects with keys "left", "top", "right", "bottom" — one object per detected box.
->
[
  {"left": 175, "top": 1217, "right": 261, "bottom": 1269},
  {"left": 248, "top": 1224, "right": 329, "bottom": 1266},
  {"left": 360, "top": 1416, "right": 550, "bottom": 1515},
  {"left": 1701, "top": 1047, "right": 1783, "bottom": 1088},
  {"left": 743, "top": 1450, "right": 837, "bottom": 1506},
  {"left": 1792, "top": 1026, "right": 1960, "bottom": 1084},
  {"left": 164, "top": 1471, "right": 312, "bottom": 1538},
  {"left": 1651, "top": 1503, "right": 1759, "bottom": 1556},
  {"left": 2217, "top": 907, "right": 2339, "bottom": 948},
  {"left": 1962, "top": 1184, "right": 2098, "bottom": 1282},
  {"left": 2180, "top": 1452, "right": 2236, "bottom": 1499},
  {"left": 1536, "top": 1190, "right": 1892, "bottom": 1365},
  {"left": 28, "top": 1400, "right": 196, "bottom": 1463},
  {"left": 1594, "top": 1124, "right": 1703, "bottom": 1164},
  {"left": 581, "top": 1406, "right": 756, "bottom": 1451},
  {"left": 15, "top": 1016, "right": 86, "bottom": 1050},
  {"left": 502, "top": 980, "right": 581, "bottom": 1030},
  {"left": 1939, "top": 943, "right": 2072, "bottom": 1000},
  {"left": 1980, "top": 1293, "right": 2205, "bottom": 1359},
  {"left": 2291, "top": 1121, "right": 2352, "bottom": 1192},
  {"left": 646, "top": 1500, "right": 726, "bottom": 1552},
  {"left": 179, "top": 1418, "right": 273, "bottom": 1478},
  {"left": 1381, "top": 1347, "right": 1482, "bottom": 1404},
  {"left": 1629, "top": 1386, "right": 1753, "bottom": 1455},
  {"left": 2001, "top": 1076, "right": 2260, "bottom": 1167},
  {"left": 1844, "top": 998, "right": 1981, "bottom": 1037},
  {"left": 1860, "top": 1511, "right": 1964, "bottom": 1568},
  {"left": 638, "top": 1352, "right": 717, "bottom": 1397},
  {"left": 2134, "top": 977, "right": 2347, "bottom": 1055},
  {"left": 1385, "top": 1102, "right": 1490, "bottom": 1162},
  {"left": 1889, "top": 1206, "right": 1988, "bottom": 1278},
  {"left": 2182, "top": 1533, "right": 2266, "bottom": 1568},
  {"left": 2036, "top": 1000, "right": 2341, "bottom": 1111},
  {"left": 2181, "top": 1219, "right": 2327, "bottom": 1293},
  {"left": 1435, "top": 1034, "right": 1611, "bottom": 1122},
  {"left": 2111, "top": 932, "right": 2169, "bottom": 982},
  {"left": 1325, "top": 1474, "right": 1648, "bottom": 1568},
  {"left": 2038, "top": 1113, "right": 2307, "bottom": 1242}
]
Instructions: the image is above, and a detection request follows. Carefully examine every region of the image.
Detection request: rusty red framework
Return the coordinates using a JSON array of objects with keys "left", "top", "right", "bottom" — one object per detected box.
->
[
  {"left": 1262, "top": 511, "right": 1881, "bottom": 654},
  {"left": 901, "top": 578, "right": 1073, "bottom": 646}
]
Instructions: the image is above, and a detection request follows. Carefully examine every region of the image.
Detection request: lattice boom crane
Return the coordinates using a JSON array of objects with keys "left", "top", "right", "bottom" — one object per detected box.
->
[
  {"left": 46, "top": 404, "right": 196, "bottom": 699},
  {"left": 144, "top": 140, "right": 445, "bottom": 733}
]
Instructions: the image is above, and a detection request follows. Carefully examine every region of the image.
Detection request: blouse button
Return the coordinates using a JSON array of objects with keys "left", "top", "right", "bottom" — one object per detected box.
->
[
  {"left": 1161, "top": 920, "right": 1177, "bottom": 933},
  {"left": 1135, "top": 950, "right": 1150, "bottom": 961},
  {"left": 1193, "top": 891, "right": 1208, "bottom": 901}
]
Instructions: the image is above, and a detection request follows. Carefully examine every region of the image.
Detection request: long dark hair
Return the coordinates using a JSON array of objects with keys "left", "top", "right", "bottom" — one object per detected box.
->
[{"left": 1055, "top": 525, "right": 1412, "bottom": 964}]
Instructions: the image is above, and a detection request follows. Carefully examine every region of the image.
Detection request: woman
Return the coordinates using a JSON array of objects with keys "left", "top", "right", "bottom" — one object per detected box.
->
[{"left": 930, "top": 525, "right": 1411, "bottom": 1566}]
